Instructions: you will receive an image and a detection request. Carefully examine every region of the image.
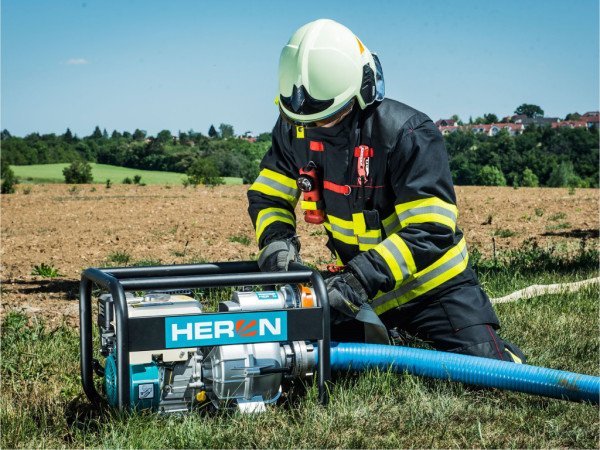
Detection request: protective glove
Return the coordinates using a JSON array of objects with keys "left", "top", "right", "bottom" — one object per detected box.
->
[
  {"left": 257, "top": 236, "right": 302, "bottom": 272},
  {"left": 325, "top": 272, "right": 369, "bottom": 325},
  {"left": 326, "top": 270, "right": 390, "bottom": 345}
]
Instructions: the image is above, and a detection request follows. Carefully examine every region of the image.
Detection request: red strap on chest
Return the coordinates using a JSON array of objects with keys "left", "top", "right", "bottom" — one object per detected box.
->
[{"left": 323, "top": 181, "right": 351, "bottom": 195}]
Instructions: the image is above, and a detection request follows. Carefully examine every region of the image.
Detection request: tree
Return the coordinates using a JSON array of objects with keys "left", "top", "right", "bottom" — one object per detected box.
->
[
  {"left": 155, "top": 129, "right": 172, "bottom": 144},
  {"left": 133, "top": 129, "right": 147, "bottom": 141},
  {"left": 565, "top": 112, "right": 581, "bottom": 121},
  {"left": 208, "top": 125, "right": 218, "bottom": 139},
  {"left": 483, "top": 113, "right": 498, "bottom": 124},
  {"left": 450, "top": 114, "right": 464, "bottom": 126},
  {"left": 1, "top": 129, "right": 11, "bottom": 140},
  {"left": 63, "top": 160, "right": 93, "bottom": 184},
  {"left": 219, "top": 123, "right": 235, "bottom": 139},
  {"left": 186, "top": 157, "right": 224, "bottom": 187},
  {"left": 62, "top": 128, "right": 74, "bottom": 143},
  {"left": 547, "top": 161, "right": 582, "bottom": 187},
  {"left": 240, "top": 159, "right": 260, "bottom": 184},
  {"left": 91, "top": 126, "right": 103, "bottom": 139},
  {"left": 478, "top": 165, "right": 506, "bottom": 186},
  {"left": 514, "top": 104, "right": 544, "bottom": 118},
  {"left": 1, "top": 161, "right": 16, "bottom": 194},
  {"left": 520, "top": 168, "right": 539, "bottom": 187}
]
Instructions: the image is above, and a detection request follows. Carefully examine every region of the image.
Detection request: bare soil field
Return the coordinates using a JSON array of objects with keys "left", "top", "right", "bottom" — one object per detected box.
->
[{"left": 1, "top": 184, "right": 598, "bottom": 326}]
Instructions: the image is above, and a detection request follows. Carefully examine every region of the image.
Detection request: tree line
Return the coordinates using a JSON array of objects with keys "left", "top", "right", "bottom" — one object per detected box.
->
[
  {"left": 1, "top": 119, "right": 598, "bottom": 190},
  {"left": 445, "top": 125, "right": 598, "bottom": 188}
]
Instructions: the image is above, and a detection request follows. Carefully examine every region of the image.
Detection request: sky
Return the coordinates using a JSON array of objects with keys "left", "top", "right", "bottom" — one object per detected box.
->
[{"left": 2, "top": 0, "right": 598, "bottom": 138}]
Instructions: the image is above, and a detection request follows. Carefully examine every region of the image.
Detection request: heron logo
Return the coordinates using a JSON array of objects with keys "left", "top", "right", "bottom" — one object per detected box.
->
[
  {"left": 236, "top": 319, "right": 257, "bottom": 337},
  {"left": 165, "top": 311, "right": 287, "bottom": 348}
]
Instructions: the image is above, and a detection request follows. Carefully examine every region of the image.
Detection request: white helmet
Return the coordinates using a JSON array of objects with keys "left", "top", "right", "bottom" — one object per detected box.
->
[{"left": 278, "top": 19, "right": 384, "bottom": 126}]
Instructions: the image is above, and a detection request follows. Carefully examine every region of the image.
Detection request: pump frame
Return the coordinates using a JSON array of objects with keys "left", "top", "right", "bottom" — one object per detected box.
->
[{"left": 79, "top": 261, "right": 331, "bottom": 410}]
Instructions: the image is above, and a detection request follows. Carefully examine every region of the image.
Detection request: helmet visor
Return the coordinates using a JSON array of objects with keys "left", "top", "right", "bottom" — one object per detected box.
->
[
  {"left": 279, "top": 99, "right": 355, "bottom": 129},
  {"left": 279, "top": 84, "right": 335, "bottom": 117}
]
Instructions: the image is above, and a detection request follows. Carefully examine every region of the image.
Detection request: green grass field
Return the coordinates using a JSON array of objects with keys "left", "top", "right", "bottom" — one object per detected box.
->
[
  {"left": 12, "top": 163, "right": 243, "bottom": 185},
  {"left": 1, "top": 247, "right": 598, "bottom": 448}
]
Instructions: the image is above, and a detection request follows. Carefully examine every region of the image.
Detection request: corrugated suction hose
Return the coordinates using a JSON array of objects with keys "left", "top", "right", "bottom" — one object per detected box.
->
[{"left": 323, "top": 342, "right": 599, "bottom": 404}]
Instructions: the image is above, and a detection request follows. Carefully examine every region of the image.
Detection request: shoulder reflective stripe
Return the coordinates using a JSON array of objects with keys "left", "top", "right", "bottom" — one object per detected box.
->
[
  {"left": 371, "top": 238, "right": 468, "bottom": 315},
  {"left": 255, "top": 208, "right": 295, "bottom": 244},
  {"left": 395, "top": 198, "right": 458, "bottom": 231},
  {"left": 301, "top": 200, "right": 318, "bottom": 210},
  {"left": 382, "top": 212, "right": 401, "bottom": 236},
  {"left": 374, "top": 235, "right": 416, "bottom": 289},
  {"left": 249, "top": 169, "right": 300, "bottom": 206}
]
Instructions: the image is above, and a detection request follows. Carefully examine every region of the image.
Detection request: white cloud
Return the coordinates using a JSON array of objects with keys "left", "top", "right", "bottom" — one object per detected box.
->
[{"left": 66, "top": 58, "right": 89, "bottom": 65}]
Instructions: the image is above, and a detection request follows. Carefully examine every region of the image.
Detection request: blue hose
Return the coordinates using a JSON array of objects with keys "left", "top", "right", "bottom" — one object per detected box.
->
[{"left": 323, "top": 342, "right": 599, "bottom": 404}]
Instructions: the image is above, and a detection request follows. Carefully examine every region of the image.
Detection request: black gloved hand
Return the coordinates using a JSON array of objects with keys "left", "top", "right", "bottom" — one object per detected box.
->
[
  {"left": 325, "top": 271, "right": 369, "bottom": 325},
  {"left": 257, "top": 236, "right": 302, "bottom": 272}
]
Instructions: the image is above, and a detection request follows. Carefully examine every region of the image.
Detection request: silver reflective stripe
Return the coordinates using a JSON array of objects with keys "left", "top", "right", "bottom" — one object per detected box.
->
[
  {"left": 358, "top": 235, "right": 382, "bottom": 245},
  {"left": 254, "top": 174, "right": 298, "bottom": 199},
  {"left": 397, "top": 205, "right": 457, "bottom": 225},
  {"left": 371, "top": 242, "right": 468, "bottom": 309},
  {"left": 379, "top": 238, "right": 412, "bottom": 281},
  {"left": 383, "top": 215, "right": 401, "bottom": 236},
  {"left": 257, "top": 210, "right": 294, "bottom": 232},
  {"left": 328, "top": 221, "right": 355, "bottom": 237}
]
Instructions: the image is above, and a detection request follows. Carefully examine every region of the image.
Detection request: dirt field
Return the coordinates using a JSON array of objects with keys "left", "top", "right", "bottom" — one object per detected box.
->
[{"left": 1, "top": 184, "right": 598, "bottom": 326}]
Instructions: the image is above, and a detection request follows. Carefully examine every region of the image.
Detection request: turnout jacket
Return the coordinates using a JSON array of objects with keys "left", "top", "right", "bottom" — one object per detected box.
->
[{"left": 248, "top": 99, "right": 498, "bottom": 329}]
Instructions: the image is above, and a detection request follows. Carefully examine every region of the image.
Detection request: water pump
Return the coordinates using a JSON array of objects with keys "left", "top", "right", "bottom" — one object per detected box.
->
[{"left": 79, "top": 261, "right": 331, "bottom": 413}]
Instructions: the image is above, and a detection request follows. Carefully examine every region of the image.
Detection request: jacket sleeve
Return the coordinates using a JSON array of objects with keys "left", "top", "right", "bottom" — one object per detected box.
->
[
  {"left": 247, "top": 119, "right": 301, "bottom": 249},
  {"left": 348, "top": 115, "right": 462, "bottom": 299}
]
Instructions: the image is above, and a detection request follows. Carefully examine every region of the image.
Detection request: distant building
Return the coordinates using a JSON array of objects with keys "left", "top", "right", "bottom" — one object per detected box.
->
[
  {"left": 511, "top": 115, "right": 560, "bottom": 127},
  {"left": 435, "top": 119, "right": 457, "bottom": 127},
  {"left": 551, "top": 121, "right": 587, "bottom": 129},
  {"left": 438, "top": 125, "right": 459, "bottom": 135},
  {"left": 581, "top": 111, "right": 599, "bottom": 128},
  {"left": 468, "top": 123, "right": 525, "bottom": 136}
]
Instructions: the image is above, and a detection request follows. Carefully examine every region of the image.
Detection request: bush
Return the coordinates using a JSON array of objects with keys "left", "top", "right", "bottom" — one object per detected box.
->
[
  {"left": 520, "top": 168, "right": 539, "bottom": 187},
  {"left": 122, "top": 177, "right": 132, "bottom": 184},
  {"left": 186, "top": 157, "right": 224, "bottom": 187},
  {"left": 1, "top": 162, "right": 16, "bottom": 194},
  {"left": 478, "top": 165, "right": 506, "bottom": 186},
  {"left": 133, "top": 174, "right": 142, "bottom": 184},
  {"left": 62, "top": 160, "right": 93, "bottom": 184}
]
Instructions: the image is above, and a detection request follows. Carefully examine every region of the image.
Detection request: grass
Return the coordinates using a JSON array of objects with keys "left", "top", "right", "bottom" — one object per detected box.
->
[
  {"left": 493, "top": 228, "right": 517, "bottom": 238},
  {"left": 228, "top": 233, "right": 252, "bottom": 246},
  {"left": 30, "top": 263, "right": 64, "bottom": 278},
  {"left": 1, "top": 242, "right": 598, "bottom": 448},
  {"left": 11, "top": 163, "right": 243, "bottom": 185},
  {"left": 105, "top": 250, "right": 132, "bottom": 265}
]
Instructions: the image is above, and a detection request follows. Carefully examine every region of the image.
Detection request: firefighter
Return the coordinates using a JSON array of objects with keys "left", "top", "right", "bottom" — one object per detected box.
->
[{"left": 248, "top": 19, "right": 525, "bottom": 362}]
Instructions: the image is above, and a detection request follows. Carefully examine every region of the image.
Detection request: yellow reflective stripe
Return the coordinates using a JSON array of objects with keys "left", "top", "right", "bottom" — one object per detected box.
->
[
  {"left": 255, "top": 208, "right": 295, "bottom": 244},
  {"left": 334, "top": 251, "right": 343, "bottom": 265},
  {"left": 323, "top": 221, "right": 357, "bottom": 245},
  {"left": 395, "top": 197, "right": 458, "bottom": 231},
  {"left": 372, "top": 238, "right": 469, "bottom": 315},
  {"left": 249, "top": 168, "right": 299, "bottom": 207},
  {"left": 357, "top": 229, "right": 382, "bottom": 251},
  {"left": 352, "top": 213, "right": 367, "bottom": 234},
  {"left": 301, "top": 200, "right": 318, "bottom": 210},
  {"left": 382, "top": 211, "right": 401, "bottom": 236},
  {"left": 506, "top": 349, "right": 523, "bottom": 364},
  {"left": 373, "top": 234, "right": 416, "bottom": 289}
]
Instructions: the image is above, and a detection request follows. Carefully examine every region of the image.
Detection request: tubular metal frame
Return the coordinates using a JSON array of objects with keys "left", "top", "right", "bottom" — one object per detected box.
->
[{"left": 79, "top": 261, "right": 331, "bottom": 410}]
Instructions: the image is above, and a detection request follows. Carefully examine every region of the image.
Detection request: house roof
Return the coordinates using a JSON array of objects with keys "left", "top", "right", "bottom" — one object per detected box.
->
[{"left": 552, "top": 121, "right": 588, "bottom": 128}]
